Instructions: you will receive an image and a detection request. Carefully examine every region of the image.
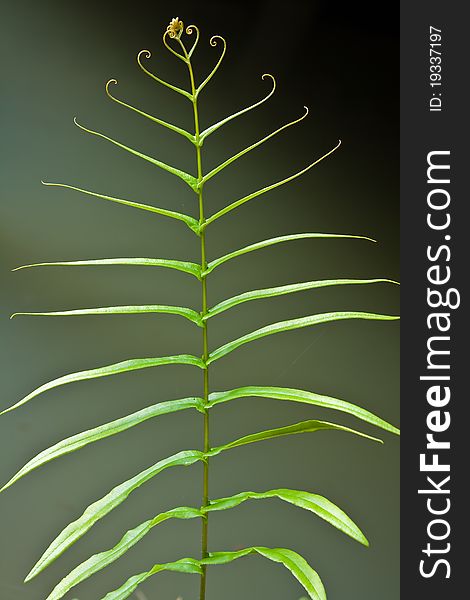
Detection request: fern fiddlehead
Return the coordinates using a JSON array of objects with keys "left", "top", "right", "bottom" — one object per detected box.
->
[{"left": 1, "top": 17, "right": 399, "bottom": 600}]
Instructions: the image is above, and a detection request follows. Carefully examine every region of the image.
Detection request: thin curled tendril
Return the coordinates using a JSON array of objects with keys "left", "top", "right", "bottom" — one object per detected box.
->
[
  {"left": 202, "top": 106, "right": 311, "bottom": 184},
  {"left": 200, "top": 74, "right": 277, "bottom": 142},
  {"left": 186, "top": 25, "right": 200, "bottom": 57},
  {"left": 163, "top": 30, "right": 187, "bottom": 62},
  {"left": 136, "top": 50, "right": 191, "bottom": 99},
  {"left": 197, "top": 35, "right": 227, "bottom": 95},
  {"left": 104, "top": 79, "right": 194, "bottom": 143}
]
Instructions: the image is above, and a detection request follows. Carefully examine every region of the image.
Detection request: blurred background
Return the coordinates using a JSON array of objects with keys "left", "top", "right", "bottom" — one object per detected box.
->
[{"left": 0, "top": 1, "right": 399, "bottom": 598}]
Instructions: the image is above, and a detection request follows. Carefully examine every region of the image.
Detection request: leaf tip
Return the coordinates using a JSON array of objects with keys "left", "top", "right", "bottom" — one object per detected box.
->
[
  {"left": 23, "top": 570, "right": 35, "bottom": 583},
  {"left": 23, "top": 560, "right": 44, "bottom": 583},
  {"left": 261, "top": 72, "right": 275, "bottom": 84},
  {"left": 73, "top": 116, "right": 86, "bottom": 132},
  {"left": 138, "top": 48, "right": 151, "bottom": 60}
]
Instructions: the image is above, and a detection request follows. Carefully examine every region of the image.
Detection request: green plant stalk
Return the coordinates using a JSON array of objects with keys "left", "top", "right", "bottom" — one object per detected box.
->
[{"left": 179, "top": 39, "right": 210, "bottom": 600}]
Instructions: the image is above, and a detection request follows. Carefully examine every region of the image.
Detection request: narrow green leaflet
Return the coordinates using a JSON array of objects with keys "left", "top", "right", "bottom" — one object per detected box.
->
[
  {"left": 199, "top": 74, "right": 276, "bottom": 143},
  {"left": 46, "top": 507, "right": 203, "bottom": 600},
  {"left": 208, "top": 311, "right": 399, "bottom": 364},
  {"left": 1, "top": 355, "right": 205, "bottom": 416},
  {"left": 25, "top": 451, "right": 205, "bottom": 582},
  {"left": 13, "top": 257, "right": 201, "bottom": 278},
  {"left": 0, "top": 397, "right": 204, "bottom": 493},
  {"left": 185, "top": 25, "right": 200, "bottom": 58},
  {"left": 12, "top": 304, "right": 203, "bottom": 326},
  {"left": 204, "top": 233, "right": 375, "bottom": 275},
  {"left": 207, "top": 419, "right": 382, "bottom": 458},
  {"left": 162, "top": 31, "right": 189, "bottom": 63},
  {"left": 201, "top": 107, "right": 309, "bottom": 184},
  {"left": 202, "top": 547, "right": 326, "bottom": 600},
  {"left": 42, "top": 182, "right": 199, "bottom": 232},
  {"left": 203, "top": 141, "right": 341, "bottom": 226},
  {"left": 206, "top": 278, "right": 399, "bottom": 319},
  {"left": 105, "top": 79, "right": 196, "bottom": 144},
  {"left": 205, "top": 489, "right": 368, "bottom": 546},
  {"left": 74, "top": 119, "right": 198, "bottom": 191},
  {"left": 207, "top": 386, "right": 400, "bottom": 435},
  {"left": 102, "top": 558, "right": 202, "bottom": 600},
  {"left": 196, "top": 36, "right": 227, "bottom": 95},
  {"left": 137, "top": 49, "right": 193, "bottom": 100},
  {"left": 255, "top": 547, "right": 326, "bottom": 600}
]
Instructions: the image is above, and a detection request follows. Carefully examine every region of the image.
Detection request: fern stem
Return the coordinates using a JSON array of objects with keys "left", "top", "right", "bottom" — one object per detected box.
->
[
  {"left": 179, "top": 37, "right": 210, "bottom": 600},
  {"left": 199, "top": 231, "right": 210, "bottom": 600}
]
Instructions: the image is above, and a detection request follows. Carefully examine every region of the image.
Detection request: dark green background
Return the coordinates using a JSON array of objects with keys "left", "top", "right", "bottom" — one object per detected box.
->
[{"left": 1, "top": 1, "right": 399, "bottom": 599}]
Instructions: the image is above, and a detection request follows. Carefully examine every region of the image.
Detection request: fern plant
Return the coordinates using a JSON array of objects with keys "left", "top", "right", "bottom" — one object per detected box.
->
[{"left": 2, "top": 18, "right": 399, "bottom": 600}]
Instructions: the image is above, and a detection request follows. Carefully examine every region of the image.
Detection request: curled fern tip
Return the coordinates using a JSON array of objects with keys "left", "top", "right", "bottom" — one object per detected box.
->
[{"left": 167, "top": 17, "right": 184, "bottom": 39}]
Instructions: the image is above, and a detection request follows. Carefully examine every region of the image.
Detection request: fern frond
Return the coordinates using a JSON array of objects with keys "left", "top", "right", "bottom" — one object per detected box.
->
[{"left": 5, "top": 19, "right": 399, "bottom": 600}]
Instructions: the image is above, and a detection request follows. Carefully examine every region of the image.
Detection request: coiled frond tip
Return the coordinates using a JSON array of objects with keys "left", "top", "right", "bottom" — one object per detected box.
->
[
  {"left": 167, "top": 17, "right": 184, "bottom": 39},
  {"left": 106, "top": 78, "right": 118, "bottom": 90},
  {"left": 137, "top": 49, "right": 151, "bottom": 63},
  {"left": 210, "top": 35, "right": 225, "bottom": 48}
]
